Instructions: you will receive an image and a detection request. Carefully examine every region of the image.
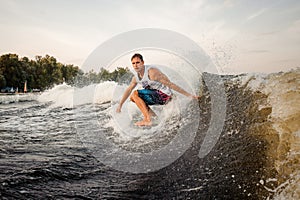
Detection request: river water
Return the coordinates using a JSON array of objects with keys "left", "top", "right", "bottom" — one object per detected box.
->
[{"left": 0, "top": 69, "right": 299, "bottom": 199}]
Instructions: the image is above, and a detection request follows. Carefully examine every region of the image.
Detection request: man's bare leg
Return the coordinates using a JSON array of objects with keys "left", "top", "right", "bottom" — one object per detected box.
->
[
  {"left": 130, "top": 90, "right": 152, "bottom": 126},
  {"left": 148, "top": 107, "right": 157, "bottom": 118}
]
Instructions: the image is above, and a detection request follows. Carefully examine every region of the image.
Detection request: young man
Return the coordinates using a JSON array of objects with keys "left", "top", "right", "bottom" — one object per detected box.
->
[{"left": 116, "top": 53, "right": 200, "bottom": 126}]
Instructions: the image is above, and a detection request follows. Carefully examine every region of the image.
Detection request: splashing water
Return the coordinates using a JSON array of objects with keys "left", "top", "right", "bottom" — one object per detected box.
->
[{"left": 0, "top": 69, "right": 299, "bottom": 199}]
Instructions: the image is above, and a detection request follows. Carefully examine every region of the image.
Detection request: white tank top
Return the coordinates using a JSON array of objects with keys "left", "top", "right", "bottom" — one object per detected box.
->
[{"left": 135, "top": 65, "right": 172, "bottom": 96}]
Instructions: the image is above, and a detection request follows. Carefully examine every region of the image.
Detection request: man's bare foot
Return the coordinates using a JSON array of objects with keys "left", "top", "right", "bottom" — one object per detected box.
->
[{"left": 135, "top": 119, "right": 152, "bottom": 126}]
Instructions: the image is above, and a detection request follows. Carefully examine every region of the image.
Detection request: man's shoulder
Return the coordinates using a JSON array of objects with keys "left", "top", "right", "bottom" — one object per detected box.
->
[
  {"left": 147, "top": 65, "right": 160, "bottom": 73},
  {"left": 148, "top": 67, "right": 160, "bottom": 75},
  {"left": 148, "top": 67, "right": 163, "bottom": 81}
]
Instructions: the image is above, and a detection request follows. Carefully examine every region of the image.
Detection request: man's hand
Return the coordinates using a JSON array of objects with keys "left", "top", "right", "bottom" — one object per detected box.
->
[
  {"left": 189, "top": 94, "right": 201, "bottom": 99},
  {"left": 116, "top": 105, "right": 122, "bottom": 113}
]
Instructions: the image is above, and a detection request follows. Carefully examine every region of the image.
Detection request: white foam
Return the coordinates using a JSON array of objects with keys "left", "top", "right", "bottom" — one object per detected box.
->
[
  {"left": 0, "top": 93, "right": 39, "bottom": 104},
  {"left": 37, "top": 82, "right": 117, "bottom": 108},
  {"left": 240, "top": 73, "right": 268, "bottom": 91},
  {"left": 108, "top": 95, "right": 183, "bottom": 141}
]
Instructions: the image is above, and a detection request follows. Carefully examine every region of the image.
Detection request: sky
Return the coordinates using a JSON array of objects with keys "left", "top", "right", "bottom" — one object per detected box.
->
[{"left": 0, "top": 0, "right": 299, "bottom": 74}]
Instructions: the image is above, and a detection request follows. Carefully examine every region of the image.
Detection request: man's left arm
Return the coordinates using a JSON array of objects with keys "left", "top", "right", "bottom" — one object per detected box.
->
[{"left": 149, "top": 68, "right": 200, "bottom": 99}]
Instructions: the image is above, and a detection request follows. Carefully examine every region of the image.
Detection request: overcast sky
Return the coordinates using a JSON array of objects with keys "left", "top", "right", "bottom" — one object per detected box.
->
[{"left": 0, "top": 0, "right": 299, "bottom": 73}]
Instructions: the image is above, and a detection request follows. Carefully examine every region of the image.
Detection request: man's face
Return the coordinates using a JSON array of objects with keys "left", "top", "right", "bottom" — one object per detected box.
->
[{"left": 131, "top": 57, "right": 144, "bottom": 73}]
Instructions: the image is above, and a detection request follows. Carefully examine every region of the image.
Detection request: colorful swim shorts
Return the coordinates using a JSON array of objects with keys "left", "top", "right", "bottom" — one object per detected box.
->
[{"left": 137, "top": 89, "right": 172, "bottom": 105}]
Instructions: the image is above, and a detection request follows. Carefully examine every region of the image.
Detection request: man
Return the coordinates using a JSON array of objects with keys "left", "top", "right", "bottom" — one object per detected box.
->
[{"left": 116, "top": 53, "right": 200, "bottom": 126}]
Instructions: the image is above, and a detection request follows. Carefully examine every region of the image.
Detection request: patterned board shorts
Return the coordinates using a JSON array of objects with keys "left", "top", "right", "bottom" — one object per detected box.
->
[{"left": 137, "top": 89, "right": 172, "bottom": 105}]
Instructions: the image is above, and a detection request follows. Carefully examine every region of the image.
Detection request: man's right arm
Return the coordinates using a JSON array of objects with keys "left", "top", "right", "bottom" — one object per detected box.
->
[{"left": 116, "top": 77, "right": 137, "bottom": 113}]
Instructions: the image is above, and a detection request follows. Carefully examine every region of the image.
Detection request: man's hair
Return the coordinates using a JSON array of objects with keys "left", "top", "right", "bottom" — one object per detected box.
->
[{"left": 131, "top": 53, "right": 143, "bottom": 62}]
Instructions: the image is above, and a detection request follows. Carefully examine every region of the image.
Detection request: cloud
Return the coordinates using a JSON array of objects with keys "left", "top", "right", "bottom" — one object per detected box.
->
[
  {"left": 243, "top": 50, "right": 270, "bottom": 54},
  {"left": 287, "top": 19, "right": 300, "bottom": 34},
  {"left": 258, "top": 31, "right": 281, "bottom": 36},
  {"left": 223, "top": 0, "right": 236, "bottom": 8},
  {"left": 247, "top": 8, "right": 267, "bottom": 21},
  {"left": 1, "top": 0, "right": 299, "bottom": 73}
]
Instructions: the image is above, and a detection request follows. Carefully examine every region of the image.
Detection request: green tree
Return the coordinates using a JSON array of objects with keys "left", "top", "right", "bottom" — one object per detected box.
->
[
  {"left": 0, "top": 53, "right": 131, "bottom": 91},
  {"left": 0, "top": 54, "right": 22, "bottom": 89}
]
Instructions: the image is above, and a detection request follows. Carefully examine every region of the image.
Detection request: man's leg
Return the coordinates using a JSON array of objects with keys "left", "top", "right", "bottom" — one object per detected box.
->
[
  {"left": 148, "top": 107, "right": 157, "bottom": 118},
  {"left": 130, "top": 90, "right": 152, "bottom": 126}
]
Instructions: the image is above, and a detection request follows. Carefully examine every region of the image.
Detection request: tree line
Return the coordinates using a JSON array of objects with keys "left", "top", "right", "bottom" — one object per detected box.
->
[{"left": 0, "top": 53, "right": 131, "bottom": 92}]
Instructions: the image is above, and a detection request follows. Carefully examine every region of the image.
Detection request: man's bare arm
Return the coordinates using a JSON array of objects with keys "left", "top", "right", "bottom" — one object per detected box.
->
[
  {"left": 116, "top": 77, "right": 137, "bottom": 112},
  {"left": 149, "top": 68, "right": 200, "bottom": 99}
]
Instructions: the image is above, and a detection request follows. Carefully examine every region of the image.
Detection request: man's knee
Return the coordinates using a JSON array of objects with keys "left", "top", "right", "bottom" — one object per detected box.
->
[{"left": 130, "top": 90, "right": 138, "bottom": 102}]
